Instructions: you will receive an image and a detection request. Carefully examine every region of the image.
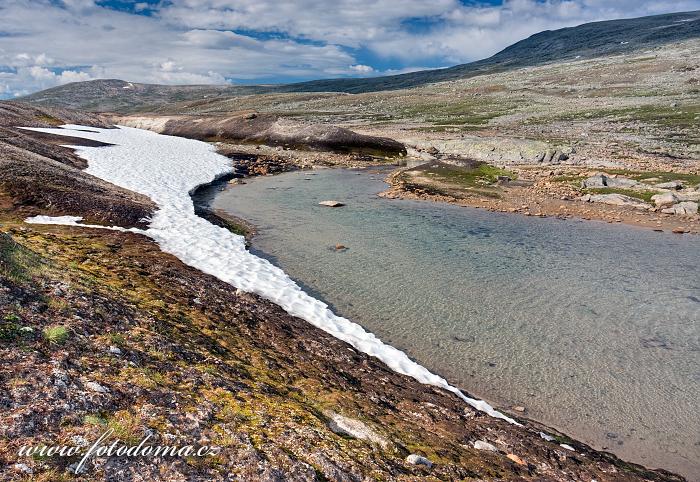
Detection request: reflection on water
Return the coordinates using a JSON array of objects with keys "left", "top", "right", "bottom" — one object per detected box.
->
[{"left": 212, "top": 167, "right": 700, "bottom": 478}]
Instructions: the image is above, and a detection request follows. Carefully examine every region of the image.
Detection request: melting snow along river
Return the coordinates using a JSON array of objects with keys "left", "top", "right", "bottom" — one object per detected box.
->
[{"left": 211, "top": 166, "right": 700, "bottom": 479}]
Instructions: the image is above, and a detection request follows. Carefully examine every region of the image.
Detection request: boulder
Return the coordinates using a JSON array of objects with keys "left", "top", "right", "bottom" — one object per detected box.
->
[
  {"left": 319, "top": 200, "right": 345, "bottom": 207},
  {"left": 327, "top": 412, "right": 388, "bottom": 448},
  {"left": 678, "top": 191, "right": 700, "bottom": 202},
  {"left": 588, "top": 194, "right": 650, "bottom": 209},
  {"left": 655, "top": 180, "right": 683, "bottom": 190},
  {"left": 85, "top": 381, "right": 109, "bottom": 393},
  {"left": 507, "top": 454, "right": 526, "bottom": 466},
  {"left": 406, "top": 454, "right": 433, "bottom": 468},
  {"left": 474, "top": 440, "right": 498, "bottom": 452},
  {"left": 581, "top": 175, "right": 607, "bottom": 188},
  {"left": 661, "top": 201, "right": 698, "bottom": 215},
  {"left": 652, "top": 192, "right": 679, "bottom": 207},
  {"left": 605, "top": 177, "right": 640, "bottom": 188},
  {"left": 581, "top": 174, "right": 639, "bottom": 189}
]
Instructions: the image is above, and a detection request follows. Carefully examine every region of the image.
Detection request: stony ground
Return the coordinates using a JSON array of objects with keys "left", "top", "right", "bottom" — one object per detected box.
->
[
  {"left": 98, "top": 39, "right": 700, "bottom": 233},
  {"left": 0, "top": 104, "right": 688, "bottom": 481}
]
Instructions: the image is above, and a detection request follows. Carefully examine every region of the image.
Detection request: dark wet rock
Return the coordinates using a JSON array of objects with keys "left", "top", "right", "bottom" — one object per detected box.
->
[{"left": 641, "top": 337, "right": 672, "bottom": 349}]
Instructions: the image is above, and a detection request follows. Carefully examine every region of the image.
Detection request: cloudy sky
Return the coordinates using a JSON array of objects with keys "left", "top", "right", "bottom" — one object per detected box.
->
[{"left": 1, "top": 0, "right": 698, "bottom": 98}]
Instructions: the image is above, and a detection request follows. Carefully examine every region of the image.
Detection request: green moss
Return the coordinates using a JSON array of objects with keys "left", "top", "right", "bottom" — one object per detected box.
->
[
  {"left": 412, "top": 162, "right": 515, "bottom": 189},
  {"left": 36, "top": 114, "right": 64, "bottom": 126},
  {"left": 107, "top": 410, "right": 144, "bottom": 446},
  {"left": 42, "top": 325, "right": 70, "bottom": 344},
  {"left": 602, "top": 169, "right": 700, "bottom": 186},
  {"left": 0, "top": 321, "right": 22, "bottom": 341},
  {"left": 83, "top": 414, "right": 108, "bottom": 426},
  {"left": 0, "top": 232, "right": 43, "bottom": 283},
  {"left": 552, "top": 174, "right": 586, "bottom": 183}
]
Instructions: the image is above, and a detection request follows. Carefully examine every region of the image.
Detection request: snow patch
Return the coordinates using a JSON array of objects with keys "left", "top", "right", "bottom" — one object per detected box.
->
[
  {"left": 21, "top": 124, "right": 518, "bottom": 425},
  {"left": 25, "top": 215, "right": 144, "bottom": 233}
]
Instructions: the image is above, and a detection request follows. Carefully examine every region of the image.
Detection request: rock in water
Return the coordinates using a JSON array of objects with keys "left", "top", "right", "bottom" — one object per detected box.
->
[
  {"left": 319, "top": 200, "right": 345, "bottom": 207},
  {"left": 406, "top": 454, "right": 433, "bottom": 468}
]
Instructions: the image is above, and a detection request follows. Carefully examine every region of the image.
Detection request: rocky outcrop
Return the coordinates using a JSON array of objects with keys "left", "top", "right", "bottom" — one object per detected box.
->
[
  {"left": 581, "top": 174, "right": 640, "bottom": 189},
  {"left": 114, "top": 113, "right": 407, "bottom": 157},
  {"left": 652, "top": 192, "right": 680, "bottom": 207},
  {"left": 662, "top": 201, "right": 699, "bottom": 215},
  {"left": 581, "top": 193, "right": 651, "bottom": 209},
  {"left": 0, "top": 101, "right": 155, "bottom": 227}
]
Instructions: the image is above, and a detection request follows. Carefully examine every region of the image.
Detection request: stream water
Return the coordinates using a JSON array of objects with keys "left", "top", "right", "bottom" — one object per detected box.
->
[{"left": 211, "top": 167, "right": 700, "bottom": 478}]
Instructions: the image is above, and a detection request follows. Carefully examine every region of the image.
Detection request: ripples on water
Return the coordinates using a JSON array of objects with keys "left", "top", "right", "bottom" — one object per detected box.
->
[{"left": 212, "top": 167, "right": 700, "bottom": 478}]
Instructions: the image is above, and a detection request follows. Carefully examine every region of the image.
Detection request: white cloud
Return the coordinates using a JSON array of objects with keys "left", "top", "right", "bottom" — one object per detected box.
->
[
  {"left": 350, "top": 64, "right": 374, "bottom": 73},
  {"left": 0, "top": 0, "right": 698, "bottom": 97}
]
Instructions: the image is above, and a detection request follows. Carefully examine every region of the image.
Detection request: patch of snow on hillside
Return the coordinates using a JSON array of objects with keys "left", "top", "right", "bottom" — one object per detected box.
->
[{"left": 22, "top": 124, "right": 517, "bottom": 425}]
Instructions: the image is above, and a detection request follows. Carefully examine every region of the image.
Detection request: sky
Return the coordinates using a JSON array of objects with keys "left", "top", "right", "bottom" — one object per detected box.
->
[{"left": 0, "top": 0, "right": 699, "bottom": 98}]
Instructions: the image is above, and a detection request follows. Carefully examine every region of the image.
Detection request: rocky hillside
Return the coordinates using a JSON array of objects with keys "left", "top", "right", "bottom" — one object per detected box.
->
[
  {"left": 17, "top": 11, "right": 700, "bottom": 112},
  {"left": 0, "top": 103, "right": 687, "bottom": 481}
]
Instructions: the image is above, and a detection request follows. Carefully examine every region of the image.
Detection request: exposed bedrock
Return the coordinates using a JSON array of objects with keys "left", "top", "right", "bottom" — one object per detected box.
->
[
  {"left": 0, "top": 101, "right": 155, "bottom": 227},
  {"left": 112, "top": 112, "right": 408, "bottom": 157}
]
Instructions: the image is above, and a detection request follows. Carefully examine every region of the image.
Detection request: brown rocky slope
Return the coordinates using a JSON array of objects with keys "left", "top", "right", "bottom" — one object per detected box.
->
[{"left": 0, "top": 102, "right": 685, "bottom": 481}]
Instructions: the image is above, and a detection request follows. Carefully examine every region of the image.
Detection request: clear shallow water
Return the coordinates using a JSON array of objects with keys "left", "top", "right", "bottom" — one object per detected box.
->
[{"left": 213, "top": 167, "right": 700, "bottom": 478}]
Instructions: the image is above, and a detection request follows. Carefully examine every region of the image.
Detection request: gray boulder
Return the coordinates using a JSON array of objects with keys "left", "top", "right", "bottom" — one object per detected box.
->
[
  {"left": 406, "top": 454, "right": 433, "bottom": 468},
  {"left": 589, "top": 193, "right": 650, "bottom": 209},
  {"left": 651, "top": 192, "right": 680, "bottom": 207},
  {"left": 581, "top": 174, "right": 608, "bottom": 188},
  {"left": 661, "top": 201, "right": 699, "bottom": 215},
  {"left": 474, "top": 440, "right": 498, "bottom": 452},
  {"left": 605, "top": 177, "right": 640, "bottom": 188},
  {"left": 655, "top": 180, "right": 684, "bottom": 190},
  {"left": 581, "top": 174, "right": 639, "bottom": 189}
]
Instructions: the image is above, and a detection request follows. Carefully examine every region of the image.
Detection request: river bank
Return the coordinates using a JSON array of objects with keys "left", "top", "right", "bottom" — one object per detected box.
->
[
  {"left": 0, "top": 110, "right": 688, "bottom": 480},
  {"left": 211, "top": 166, "right": 700, "bottom": 479}
]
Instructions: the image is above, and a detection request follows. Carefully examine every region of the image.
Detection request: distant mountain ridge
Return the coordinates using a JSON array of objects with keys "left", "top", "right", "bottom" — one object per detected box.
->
[{"left": 17, "top": 10, "right": 700, "bottom": 112}]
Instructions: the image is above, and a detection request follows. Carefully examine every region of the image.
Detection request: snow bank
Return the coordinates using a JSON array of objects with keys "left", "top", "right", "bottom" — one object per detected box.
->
[
  {"left": 22, "top": 125, "right": 517, "bottom": 425},
  {"left": 25, "top": 215, "right": 144, "bottom": 233}
]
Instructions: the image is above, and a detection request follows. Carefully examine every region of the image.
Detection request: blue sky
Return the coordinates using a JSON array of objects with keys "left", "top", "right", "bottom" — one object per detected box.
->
[{"left": 1, "top": 0, "right": 699, "bottom": 97}]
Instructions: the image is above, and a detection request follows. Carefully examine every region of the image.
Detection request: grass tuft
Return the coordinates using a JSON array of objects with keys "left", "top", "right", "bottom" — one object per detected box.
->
[{"left": 43, "top": 325, "right": 70, "bottom": 344}]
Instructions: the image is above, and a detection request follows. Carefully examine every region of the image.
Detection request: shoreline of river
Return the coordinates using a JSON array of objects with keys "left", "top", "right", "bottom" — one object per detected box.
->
[{"left": 207, "top": 164, "right": 698, "bottom": 480}]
